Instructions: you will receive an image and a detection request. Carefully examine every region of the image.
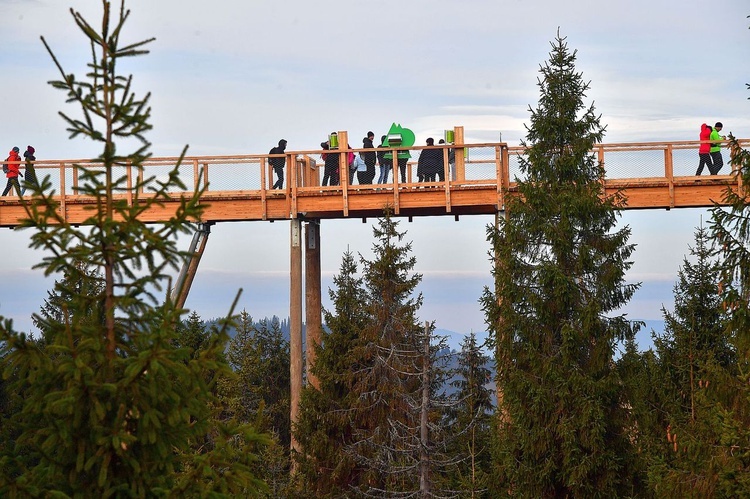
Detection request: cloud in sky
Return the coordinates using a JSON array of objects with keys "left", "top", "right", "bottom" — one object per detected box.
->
[{"left": 0, "top": 0, "right": 747, "bottom": 338}]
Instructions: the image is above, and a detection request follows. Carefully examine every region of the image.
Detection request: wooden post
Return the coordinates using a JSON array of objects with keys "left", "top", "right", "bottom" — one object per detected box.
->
[
  {"left": 494, "top": 210, "right": 507, "bottom": 423},
  {"left": 59, "top": 163, "right": 67, "bottom": 222},
  {"left": 665, "top": 145, "right": 674, "bottom": 210},
  {"left": 289, "top": 152, "right": 298, "bottom": 219},
  {"left": 339, "top": 131, "right": 350, "bottom": 217},
  {"left": 454, "top": 126, "right": 465, "bottom": 181},
  {"left": 260, "top": 158, "right": 268, "bottom": 220},
  {"left": 289, "top": 218, "right": 303, "bottom": 463},
  {"left": 305, "top": 220, "right": 322, "bottom": 390},
  {"left": 126, "top": 160, "right": 133, "bottom": 207},
  {"left": 193, "top": 158, "right": 200, "bottom": 191},
  {"left": 495, "top": 146, "right": 503, "bottom": 211}
]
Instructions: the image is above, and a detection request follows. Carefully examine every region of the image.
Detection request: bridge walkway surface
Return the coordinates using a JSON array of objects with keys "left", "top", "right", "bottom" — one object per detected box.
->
[{"left": 0, "top": 136, "right": 746, "bottom": 227}]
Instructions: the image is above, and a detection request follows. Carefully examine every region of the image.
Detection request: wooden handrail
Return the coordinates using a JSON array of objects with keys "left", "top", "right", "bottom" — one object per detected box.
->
[{"left": 0, "top": 139, "right": 743, "bottom": 227}]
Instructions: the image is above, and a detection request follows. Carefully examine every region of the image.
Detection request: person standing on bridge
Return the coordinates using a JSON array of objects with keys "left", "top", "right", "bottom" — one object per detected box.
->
[
  {"left": 22, "top": 145, "right": 39, "bottom": 195},
  {"left": 439, "top": 138, "right": 455, "bottom": 181},
  {"left": 321, "top": 141, "right": 340, "bottom": 186},
  {"left": 2, "top": 146, "right": 22, "bottom": 196},
  {"left": 377, "top": 134, "right": 391, "bottom": 184},
  {"left": 269, "top": 138, "right": 287, "bottom": 189},
  {"left": 709, "top": 122, "right": 726, "bottom": 175},
  {"left": 695, "top": 123, "right": 713, "bottom": 175},
  {"left": 362, "top": 131, "right": 377, "bottom": 184},
  {"left": 417, "top": 137, "right": 443, "bottom": 182}
]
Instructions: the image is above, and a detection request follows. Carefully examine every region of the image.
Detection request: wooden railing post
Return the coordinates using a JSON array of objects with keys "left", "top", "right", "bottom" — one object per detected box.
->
[
  {"left": 730, "top": 141, "right": 744, "bottom": 195},
  {"left": 665, "top": 145, "right": 674, "bottom": 209},
  {"left": 495, "top": 145, "right": 504, "bottom": 211},
  {"left": 597, "top": 144, "right": 606, "bottom": 191},
  {"left": 288, "top": 153, "right": 298, "bottom": 218},
  {"left": 454, "top": 126, "right": 465, "bottom": 181},
  {"left": 72, "top": 163, "right": 78, "bottom": 194},
  {"left": 59, "top": 162, "right": 67, "bottom": 222},
  {"left": 443, "top": 146, "right": 452, "bottom": 213},
  {"left": 193, "top": 159, "right": 200, "bottom": 191},
  {"left": 126, "top": 160, "right": 133, "bottom": 206},
  {"left": 338, "top": 131, "right": 349, "bottom": 217}
]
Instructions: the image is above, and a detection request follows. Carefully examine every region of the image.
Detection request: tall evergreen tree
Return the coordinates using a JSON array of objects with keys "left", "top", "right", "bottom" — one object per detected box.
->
[
  {"left": 348, "top": 212, "right": 424, "bottom": 497},
  {"left": 643, "top": 225, "right": 734, "bottom": 497},
  {"left": 481, "top": 33, "right": 640, "bottom": 497},
  {"left": 443, "top": 332, "right": 494, "bottom": 497},
  {"left": 32, "top": 257, "right": 106, "bottom": 341},
  {"left": 294, "top": 250, "right": 369, "bottom": 497},
  {"left": 615, "top": 337, "right": 661, "bottom": 496},
  {"left": 655, "top": 224, "right": 732, "bottom": 420},
  {"left": 297, "top": 213, "right": 454, "bottom": 498},
  {"left": 175, "top": 310, "right": 211, "bottom": 356},
  {"left": 225, "top": 312, "right": 291, "bottom": 495},
  {"left": 346, "top": 211, "right": 452, "bottom": 498},
  {"left": 0, "top": 2, "right": 267, "bottom": 495}
]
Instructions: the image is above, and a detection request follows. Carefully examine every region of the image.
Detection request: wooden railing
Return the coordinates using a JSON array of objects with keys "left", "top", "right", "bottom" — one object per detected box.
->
[{"left": 0, "top": 139, "right": 745, "bottom": 225}]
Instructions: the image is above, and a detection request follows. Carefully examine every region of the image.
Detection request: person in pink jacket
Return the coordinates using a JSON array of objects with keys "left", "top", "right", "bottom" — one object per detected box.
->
[
  {"left": 2, "top": 146, "right": 21, "bottom": 196},
  {"left": 695, "top": 123, "right": 713, "bottom": 175}
]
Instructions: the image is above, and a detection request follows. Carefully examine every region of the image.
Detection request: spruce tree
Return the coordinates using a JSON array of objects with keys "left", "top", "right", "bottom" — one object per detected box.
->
[
  {"left": 32, "top": 257, "right": 106, "bottom": 341},
  {"left": 347, "top": 211, "right": 450, "bottom": 498},
  {"left": 644, "top": 225, "right": 734, "bottom": 497},
  {"left": 174, "top": 310, "right": 214, "bottom": 360},
  {"left": 481, "top": 33, "right": 640, "bottom": 497},
  {"left": 654, "top": 225, "right": 731, "bottom": 421},
  {"left": 224, "top": 312, "right": 292, "bottom": 493},
  {"left": 294, "top": 250, "right": 369, "bottom": 497},
  {"left": 443, "top": 332, "right": 494, "bottom": 497},
  {"left": 615, "top": 337, "right": 661, "bottom": 495},
  {"left": 0, "top": 2, "right": 267, "bottom": 495}
]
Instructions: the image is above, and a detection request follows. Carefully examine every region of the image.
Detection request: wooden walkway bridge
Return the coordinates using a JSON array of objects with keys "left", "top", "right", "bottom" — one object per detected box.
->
[
  {"left": 0, "top": 130, "right": 746, "bottom": 227},
  {"left": 3, "top": 129, "right": 746, "bottom": 456}
]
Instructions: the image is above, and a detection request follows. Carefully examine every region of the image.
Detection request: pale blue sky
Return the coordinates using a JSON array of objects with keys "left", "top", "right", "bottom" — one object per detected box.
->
[{"left": 0, "top": 0, "right": 748, "bottom": 346}]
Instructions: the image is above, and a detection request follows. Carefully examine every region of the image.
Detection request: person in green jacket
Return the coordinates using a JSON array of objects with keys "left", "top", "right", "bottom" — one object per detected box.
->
[{"left": 709, "top": 121, "right": 726, "bottom": 175}]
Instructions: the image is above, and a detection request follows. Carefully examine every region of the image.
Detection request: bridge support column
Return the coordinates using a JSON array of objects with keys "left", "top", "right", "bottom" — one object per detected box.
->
[
  {"left": 495, "top": 209, "right": 507, "bottom": 424},
  {"left": 305, "top": 220, "right": 322, "bottom": 390},
  {"left": 290, "top": 218, "right": 303, "bottom": 461}
]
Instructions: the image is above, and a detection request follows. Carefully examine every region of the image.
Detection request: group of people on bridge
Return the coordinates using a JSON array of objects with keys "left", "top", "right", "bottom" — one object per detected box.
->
[
  {"left": 269, "top": 133, "right": 456, "bottom": 190},
  {"left": 696, "top": 121, "right": 727, "bottom": 176},
  {"left": 2, "top": 146, "right": 39, "bottom": 197}
]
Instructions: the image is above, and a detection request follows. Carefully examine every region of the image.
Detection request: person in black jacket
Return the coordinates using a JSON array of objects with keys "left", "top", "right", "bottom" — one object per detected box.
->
[
  {"left": 22, "top": 145, "right": 38, "bottom": 195},
  {"left": 417, "top": 137, "right": 443, "bottom": 182},
  {"left": 269, "top": 139, "right": 287, "bottom": 189},
  {"left": 321, "top": 141, "right": 340, "bottom": 186},
  {"left": 439, "top": 138, "right": 454, "bottom": 181},
  {"left": 377, "top": 135, "right": 391, "bottom": 184},
  {"left": 362, "top": 131, "right": 377, "bottom": 184}
]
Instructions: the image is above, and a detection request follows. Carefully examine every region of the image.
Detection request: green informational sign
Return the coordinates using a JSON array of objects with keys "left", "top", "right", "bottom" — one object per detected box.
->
[{"left": 382, "top": 123, "right": 415, "bottom": 160}]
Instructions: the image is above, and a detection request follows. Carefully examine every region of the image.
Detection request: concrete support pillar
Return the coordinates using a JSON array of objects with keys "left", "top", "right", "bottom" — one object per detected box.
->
[
  {"left": 289, "top": 218, "right": 303, "bottom": 459},
  {"left": 305, "top": 220, "right": 322, "bottom": 390}
]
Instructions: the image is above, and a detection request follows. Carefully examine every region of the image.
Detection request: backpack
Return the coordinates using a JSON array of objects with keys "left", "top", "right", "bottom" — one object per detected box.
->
[{"left": 2, "top": 157, "right": 8, "bottom": 174}]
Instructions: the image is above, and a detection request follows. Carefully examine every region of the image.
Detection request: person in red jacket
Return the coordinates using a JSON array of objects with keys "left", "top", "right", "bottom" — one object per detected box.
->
[
  {"left": 695, "top": 123, "right": 713, "bottom": 175},
  {"left": 2, "top": 146, "right": 21, "bottom": 196}
]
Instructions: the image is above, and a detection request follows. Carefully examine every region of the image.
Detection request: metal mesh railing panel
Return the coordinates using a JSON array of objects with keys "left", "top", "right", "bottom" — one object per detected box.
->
[{"left": 462, "top": 146, "right": 497, "bottom": 183}]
